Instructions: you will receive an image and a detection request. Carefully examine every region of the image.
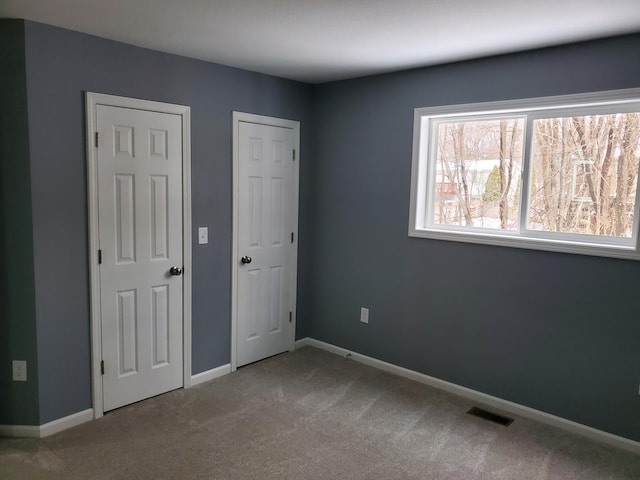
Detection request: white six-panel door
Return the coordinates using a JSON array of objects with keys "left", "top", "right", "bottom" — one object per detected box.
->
[
  {"left": 236, "top": 120, "right": 296, "bottom": 367},
  {"left": 96, "top": 105, "right": 183, "bottom": 411}
]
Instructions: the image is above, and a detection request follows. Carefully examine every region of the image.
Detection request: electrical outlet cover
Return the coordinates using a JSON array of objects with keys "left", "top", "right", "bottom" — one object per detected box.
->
[{"left": 12, "top": 360, "right": 27, "bottom": 382}]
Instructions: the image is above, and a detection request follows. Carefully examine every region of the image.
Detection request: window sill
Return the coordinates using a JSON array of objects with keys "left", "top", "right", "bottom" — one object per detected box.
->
[{"left": 409, "top": 227, "right": 640, "bottom": 261}]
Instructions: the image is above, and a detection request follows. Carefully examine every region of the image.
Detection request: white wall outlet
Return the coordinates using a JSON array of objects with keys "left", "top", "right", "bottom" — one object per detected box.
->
[
  {"left": 12, "top": 360, "right": 27, "bottom": 382},
  {"left": 198, "top": 226, "right": 208, "bottom": 245},
  {"left": 360, "top": 307, "right": 369, "bottom": 324}
]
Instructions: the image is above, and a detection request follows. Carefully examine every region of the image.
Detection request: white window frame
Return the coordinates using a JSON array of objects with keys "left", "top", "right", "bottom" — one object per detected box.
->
[{"left": 408, "top": 88, "right": 640, "bottom": 260}]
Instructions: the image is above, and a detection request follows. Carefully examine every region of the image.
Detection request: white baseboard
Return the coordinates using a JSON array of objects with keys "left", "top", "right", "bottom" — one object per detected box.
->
[
  {"left": 0, "top": 408, "right": 94, "bottom": 438},
  {"left": 295, "top": 337, "right": 640, "bottom": 455},
  {"left": 40, "top": 409, "right": 94, "bottom": 437},
  {"left": 190, "top": 363, "right": 231, "bottom": 387}
]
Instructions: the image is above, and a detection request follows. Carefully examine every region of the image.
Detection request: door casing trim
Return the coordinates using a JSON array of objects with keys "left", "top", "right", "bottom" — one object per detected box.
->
[
  {"left": 231, "top": 112, "right": 300, "bottom": 371},
  {"left": 86, "top": 92, "right": 192, "bottom": 418}
]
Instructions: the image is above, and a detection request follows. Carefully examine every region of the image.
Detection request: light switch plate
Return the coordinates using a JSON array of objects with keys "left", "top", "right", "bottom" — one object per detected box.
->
[{"left": 198, "top": 227, "right": 208, "bottom": 245}]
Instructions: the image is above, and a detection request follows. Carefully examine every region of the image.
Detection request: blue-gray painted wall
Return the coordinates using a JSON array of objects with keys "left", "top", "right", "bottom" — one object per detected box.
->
[
  {"left": 14, "top": 20, "right": 314, "bottom": 424},
  {"left": 309, "top": 34, "right": 640, "bottom": 442},
  {"left": 0, "top": 19, "right": 40, "bottom": 425}
]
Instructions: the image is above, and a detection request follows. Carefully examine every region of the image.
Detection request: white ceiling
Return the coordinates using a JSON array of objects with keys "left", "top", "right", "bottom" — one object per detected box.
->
[{"left": 2, "top": 0, "right": 640, "bottom": 84}]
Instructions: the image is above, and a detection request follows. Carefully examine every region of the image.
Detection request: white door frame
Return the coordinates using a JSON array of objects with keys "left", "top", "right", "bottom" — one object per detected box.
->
[
  {"left": 231, "top": 112, "right": 300, "bottom": 371},
  {"left": 86, "top": 92, "right": 192, "bottom": 418}
]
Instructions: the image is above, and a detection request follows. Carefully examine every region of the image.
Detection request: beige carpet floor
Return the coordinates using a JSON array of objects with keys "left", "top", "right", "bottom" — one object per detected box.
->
[{"left": 1, "top": 346, "right": 639, "bottom": 479}]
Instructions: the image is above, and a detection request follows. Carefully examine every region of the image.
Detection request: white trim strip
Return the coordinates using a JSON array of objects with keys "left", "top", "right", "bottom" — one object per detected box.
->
[
  {"left": 40, "top": 409, "right": 94, "bottom": 437},
  {"left": 295, "top": 337, "right": 640, "bottom": 455},
  {"left": 181, "top": 102, "right": 193, "bottom": 390},
  {"left": 0, "top": 409, "right": 94, "bottom": 438},
  {"left": 190, "top": 364, "right": 232, "bottom": 387}
]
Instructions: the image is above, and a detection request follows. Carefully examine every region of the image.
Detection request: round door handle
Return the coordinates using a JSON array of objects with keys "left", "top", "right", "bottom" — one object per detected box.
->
[
  {"left": 241, "top": 256, "right": 252, "bottom": 264},
  {"left": 170, "top": 266, "right": 183, "bottom": 276}
]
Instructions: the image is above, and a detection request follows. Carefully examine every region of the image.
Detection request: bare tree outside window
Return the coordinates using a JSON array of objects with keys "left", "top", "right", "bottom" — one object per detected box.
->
[
  {"left": 529, "top": 113, "right": 640, "bottom": 237},
  {"left": 434, "top": 118, "right": 524, "bottom": 230}
]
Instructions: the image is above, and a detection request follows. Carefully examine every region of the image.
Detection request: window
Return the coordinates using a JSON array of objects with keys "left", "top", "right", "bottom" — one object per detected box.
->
[{"left": 409, "top": 89, "right": 640, "bottom": 260}]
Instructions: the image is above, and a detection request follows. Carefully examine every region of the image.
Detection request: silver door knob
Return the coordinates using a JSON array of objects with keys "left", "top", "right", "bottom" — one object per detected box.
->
[
  {"left": 241, "top": 256, "right": 252, "bottom": 264},
  {"left": 170, "top": 266, "right": 183, "bottom": 276}
]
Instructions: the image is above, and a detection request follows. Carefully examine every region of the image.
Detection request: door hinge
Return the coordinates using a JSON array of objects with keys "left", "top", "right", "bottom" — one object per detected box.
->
[
  {"left": 289, "top": 312, "right": 292, "bottom": 323},
  {"left": 98, "top": 249, "right": 102, "bottom": 264},
  {"left": 293, "top": 149, "right": 296, "bottom": 161},
  {"left": 291, "top": 232, "right": 294, "bottom": 243},
  {"left": 95, "top": 132, "right": 99, "bottom": 148},
  {"left": 100, "top": 360, "right": 104, "bottom": 375}
]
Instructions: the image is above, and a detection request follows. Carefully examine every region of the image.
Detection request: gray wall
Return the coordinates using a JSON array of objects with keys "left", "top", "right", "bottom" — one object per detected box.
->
[
  {"left": 17, "top": 20, "right": 313, "bottom": 424},
  {"left": 0, "top": 20, "right": 40, "bottom": 425},
  {"left": 309, "top": 35, "right": 640, "bottom": 442}
]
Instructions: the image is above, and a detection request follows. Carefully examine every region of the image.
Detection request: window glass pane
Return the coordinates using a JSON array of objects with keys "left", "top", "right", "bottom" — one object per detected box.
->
[
  {"left": 433, "top": 118, "right": 524, "bottom": 230},
  {"left": 528, "top": 113, "right": 640, "bottom": 237}
]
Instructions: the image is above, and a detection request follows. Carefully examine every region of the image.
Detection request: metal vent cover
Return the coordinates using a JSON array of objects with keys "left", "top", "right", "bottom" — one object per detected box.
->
[{"left": 467, "top": 407, "right": 514, "bottom": 426}]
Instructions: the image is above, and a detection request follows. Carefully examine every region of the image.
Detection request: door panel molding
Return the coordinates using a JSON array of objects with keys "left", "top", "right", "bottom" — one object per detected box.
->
[
  {"left": 231, "top": 112, "right": 300, "bottom": 371},
  {"left": 86, "top": 92, "right": 192, "bottom": 418}
]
